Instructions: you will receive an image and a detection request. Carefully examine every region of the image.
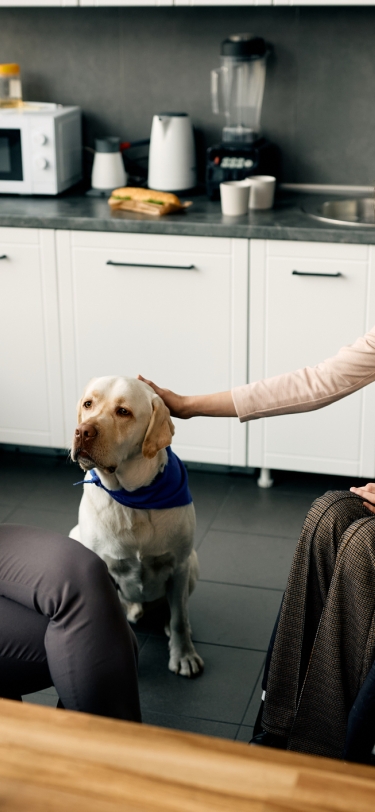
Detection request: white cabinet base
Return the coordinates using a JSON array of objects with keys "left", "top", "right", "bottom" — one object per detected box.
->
[{"left": 257, "top": 468, "right": 274, "bottom": 488}]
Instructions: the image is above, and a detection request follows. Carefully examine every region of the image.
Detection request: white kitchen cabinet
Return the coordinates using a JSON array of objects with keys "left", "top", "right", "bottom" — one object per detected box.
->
[
  {"left": 175, "top": 1, "right": 271, "bottom": 6},
  {"left": 80, "top": 0, "right": 171, "bottom": 6},
  {"left": 248, "top": 239, "right": 375, "bottom": 478},
  {"left": 0, "top": 0, "right": 77, "bottom": 5},
  {"left": 273, "top": 1, "right": 374, "bottom": 5},
  {"left": 56, "top": 230, "right": 248, "bottom": 466},
  {"left": 0, "top": 228, "right": 64, "bottom": 448}
]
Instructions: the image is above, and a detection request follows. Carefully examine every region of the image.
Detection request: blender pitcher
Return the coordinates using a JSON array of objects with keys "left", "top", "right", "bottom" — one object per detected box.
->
[{"left": 211, "top": 34, "right": 268, "bottom": 144}]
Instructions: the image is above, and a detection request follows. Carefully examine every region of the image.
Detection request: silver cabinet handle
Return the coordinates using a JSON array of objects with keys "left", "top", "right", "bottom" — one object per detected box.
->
[
  {"left": 0, "top": 255, "right": 8, "bottom": 260},
  {"left": 106, "top": 260, "right": 195, "bottom": 270},
  {"left": 292, "top": 270, "right": 342, "bottom": 278}
]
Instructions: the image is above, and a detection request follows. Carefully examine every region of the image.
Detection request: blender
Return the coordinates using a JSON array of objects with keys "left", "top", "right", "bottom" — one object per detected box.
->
[{"left": 206, "top": 34, "right": 279, "bottom": 199}]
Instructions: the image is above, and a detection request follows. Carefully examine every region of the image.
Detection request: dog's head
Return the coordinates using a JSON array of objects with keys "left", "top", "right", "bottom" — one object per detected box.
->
[{"left": 71, "top": 376, "right": 175, "bottom": 473}]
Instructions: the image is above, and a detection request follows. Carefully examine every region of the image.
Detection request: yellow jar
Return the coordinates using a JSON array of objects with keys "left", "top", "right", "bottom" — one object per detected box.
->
[{"left": 0, "top": 64, "right": 23, "bottom": 108}]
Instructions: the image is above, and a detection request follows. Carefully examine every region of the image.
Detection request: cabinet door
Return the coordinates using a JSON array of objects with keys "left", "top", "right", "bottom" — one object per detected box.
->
[
  {"left": 0, "top": 229, "right": 64, "bottom": 448},
  {"left": 0, "top": 0, "right": 77, "bottom": 5},
  {"left": 273, "top": 1, "right": 374, "bottom": 5},
  {"left": 80, "top": 0, "right": 171, "bottom": 6},
  {"left": 175, "top": 1, "right": 271, "bottom": 5},
  {"left": 248, "top": 240, "right": 372, "bottom": 477},
  {"left": 57, "top": 231, "right": 248, "bottom": 466}
]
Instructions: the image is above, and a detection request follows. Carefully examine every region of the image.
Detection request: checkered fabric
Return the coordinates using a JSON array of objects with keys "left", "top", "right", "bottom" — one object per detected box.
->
[{"left": 262, "top": 490, "right": 375, "bottom": 759}]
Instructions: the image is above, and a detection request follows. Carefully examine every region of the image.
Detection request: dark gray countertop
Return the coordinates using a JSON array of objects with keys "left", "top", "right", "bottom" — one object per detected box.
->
[{"left": 0, "top": 190, "right": 374, "bottom": 243}]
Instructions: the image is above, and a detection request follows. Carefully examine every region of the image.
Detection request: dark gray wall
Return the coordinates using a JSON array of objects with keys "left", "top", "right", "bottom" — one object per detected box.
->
[{"left": 0, "top": 5, "right": 374, "bottom": 184}]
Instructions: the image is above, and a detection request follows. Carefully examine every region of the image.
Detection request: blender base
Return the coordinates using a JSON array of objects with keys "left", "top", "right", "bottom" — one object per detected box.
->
[{"left": 206, "top": 138, "right": 280, "bottom": 200}]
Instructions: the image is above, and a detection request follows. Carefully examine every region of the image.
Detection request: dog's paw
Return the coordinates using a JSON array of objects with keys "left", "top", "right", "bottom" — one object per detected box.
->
[
  {"left": 124, "top": 602, "right": 144, "bottom": 623},
  {"left": 168, "top": 649, "right": 204, "bottom": 678}
]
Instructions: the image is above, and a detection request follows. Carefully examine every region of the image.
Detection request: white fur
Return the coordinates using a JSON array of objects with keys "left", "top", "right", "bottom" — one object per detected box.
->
[{"left": 70, "top": 376, "right": 203, "bottom": 677}]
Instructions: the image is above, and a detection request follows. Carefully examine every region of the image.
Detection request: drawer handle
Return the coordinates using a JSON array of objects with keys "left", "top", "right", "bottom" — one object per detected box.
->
[
  {"left": 292, "top": 270, "right": 343, "bottom": 278},
  {"left": 0, "top": 255, "right": 8, "bottom": 260},
  {"left": 106, "top": 260, "right": 195, "bottom": 270}
]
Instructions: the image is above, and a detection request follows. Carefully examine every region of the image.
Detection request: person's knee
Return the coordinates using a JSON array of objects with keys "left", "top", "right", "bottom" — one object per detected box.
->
[
  {"left": 312, "top": 490, "right": 350, "bottom": 511},
  {"left": 308, "top": 490, "right": 363, "bottom": 525},
  {"left": 52, "top": 538, "right": 109, "bottom": 596},
  {"left": 340, "top": 516, "right": 375, "bottom": 559}
]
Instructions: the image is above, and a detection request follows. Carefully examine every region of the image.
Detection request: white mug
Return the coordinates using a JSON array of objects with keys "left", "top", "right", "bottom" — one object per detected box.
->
[
  {"left": 247, "top": 175, "right": 276, "bottom": 210},
  {"left": 220, "top": 180, "right": 251, "bottom": 216}
]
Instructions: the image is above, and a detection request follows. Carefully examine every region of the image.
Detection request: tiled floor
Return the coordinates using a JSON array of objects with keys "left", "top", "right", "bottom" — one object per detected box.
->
[{"left": 0, "top": 447, "right": 356, "bottom": 743}]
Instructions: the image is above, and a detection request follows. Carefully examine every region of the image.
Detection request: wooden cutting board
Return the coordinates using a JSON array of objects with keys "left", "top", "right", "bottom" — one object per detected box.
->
[{"left": 0, "top": 698, "right": 373, "bottom": 811}]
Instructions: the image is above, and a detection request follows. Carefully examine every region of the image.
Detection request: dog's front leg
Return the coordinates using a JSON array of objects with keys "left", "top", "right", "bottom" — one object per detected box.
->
[{"left": 166, "top": 564, "right": 204, "bottom": 678}]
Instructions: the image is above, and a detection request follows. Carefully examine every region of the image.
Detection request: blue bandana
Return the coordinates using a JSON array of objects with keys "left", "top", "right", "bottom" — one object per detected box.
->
[{"left": 74, "top": 446, "right": 192, "bottom": 511}]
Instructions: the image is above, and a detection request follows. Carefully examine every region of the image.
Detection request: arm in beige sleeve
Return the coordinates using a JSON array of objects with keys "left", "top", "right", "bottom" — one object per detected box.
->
[{"left": 232, "top": 326, "right": 375, "bottom": 423}]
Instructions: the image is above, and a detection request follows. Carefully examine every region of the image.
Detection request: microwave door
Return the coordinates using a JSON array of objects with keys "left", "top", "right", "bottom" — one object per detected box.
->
[
  {"left": 0, "top": 129, "right": 23, "bottom": 181},
  {"left": 0, "top": 123, "right": 32, "bottom": 194}
]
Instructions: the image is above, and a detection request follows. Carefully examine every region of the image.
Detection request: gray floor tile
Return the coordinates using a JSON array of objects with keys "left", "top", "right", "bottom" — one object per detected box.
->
[
  {"left": 2, "top": 506, "right": 79, "bottom": 537},
  {"left": 189, "top": 581, "right": 282, "bottom": 650},
  {"left": 0, "top": 467, "right": 47, "bottom": 507},
  {"left": 142, "top": 710, "right": 239, "bottom": 740},
  {"left": 272, "top": 469, "right": 354, "bottom": 496},
  {"left": 198, "top": 529, "right": 297, "bottom": 590},
  {"left": 20, "top": 464, "right": 83, "bottom": 514},
  {"left": 212, "top": 480, "right": 316, "bottom": 538},
  {"left": 187, "top": 471, "right": 233, "bottom": 548},
  {"left": 23, "top": 690, "right": 58, "bottom": 708},
  {"left": 243, "top": 666, "right": 264, "bottom": 727},
  {"left": 39, "top": 686, "right": 59, "bottom": 697},
  {"left": 236, "top": 725, "right": 253, "bottom": 743},
  {"left": 138, "top": 637, "right": 263, "bottom": 725},
  {"left": 134, "top": 632, "right": 148, "bottom": 652},
  {"left": 0, "top": 450, "right": 59, "bottom": 474}
]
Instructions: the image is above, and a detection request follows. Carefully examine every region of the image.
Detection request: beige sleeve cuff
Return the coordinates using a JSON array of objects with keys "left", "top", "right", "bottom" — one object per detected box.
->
[{"left": 231, "top": 385, "right": 257, "bottom": 423}]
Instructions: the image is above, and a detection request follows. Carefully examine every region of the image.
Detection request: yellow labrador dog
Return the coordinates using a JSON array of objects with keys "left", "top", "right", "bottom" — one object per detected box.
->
[{"left": 69, "top": 376, "right": 203, "bottom": 678}]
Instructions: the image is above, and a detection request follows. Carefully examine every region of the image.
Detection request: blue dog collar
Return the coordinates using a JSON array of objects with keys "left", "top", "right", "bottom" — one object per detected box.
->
[{"left": 74, "top": 446, "right": 192, "bottom": 511}]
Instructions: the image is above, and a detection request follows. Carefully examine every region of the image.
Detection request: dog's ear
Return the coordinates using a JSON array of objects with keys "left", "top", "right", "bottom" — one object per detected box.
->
[{"left": 142, "top": 396, "right": 175, "bottom": 459}]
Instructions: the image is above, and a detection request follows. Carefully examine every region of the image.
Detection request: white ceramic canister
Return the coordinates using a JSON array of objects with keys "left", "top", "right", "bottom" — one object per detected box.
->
[
  {"left": 91, "top": 137, "right": 127, "bottom": 191},
  {"left": 247, "top": 175, "right": 276, "bottom": 210},
  {"left": 220, "top": 180, "right": 251, "bottom": 216}
]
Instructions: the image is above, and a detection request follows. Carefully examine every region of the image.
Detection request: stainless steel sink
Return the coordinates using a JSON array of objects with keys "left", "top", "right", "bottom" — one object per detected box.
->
[{"left": 302, "top": 197, "right": 375, "bottom": 227}]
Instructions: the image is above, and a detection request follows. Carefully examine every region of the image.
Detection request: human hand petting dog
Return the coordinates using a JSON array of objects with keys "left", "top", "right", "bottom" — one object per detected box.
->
[
  {"left": 137, "top": 375, "right": 237, "bottom": 419},
  {"left": 137, "top": 375, "right": 190, "bottom": 419},
  {"left": 350, "top": 483, "right": 375, "bottom": 514}
]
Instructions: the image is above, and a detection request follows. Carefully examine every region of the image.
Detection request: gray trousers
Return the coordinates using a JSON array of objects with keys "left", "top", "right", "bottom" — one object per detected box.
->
[{"left": 0, "top": 524, "right": 141, "bottom": 722}]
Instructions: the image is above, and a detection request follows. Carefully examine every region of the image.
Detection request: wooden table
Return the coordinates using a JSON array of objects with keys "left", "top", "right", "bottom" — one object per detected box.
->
[{"left": 0, "top": 699, "right": 374, "bottom": 810}]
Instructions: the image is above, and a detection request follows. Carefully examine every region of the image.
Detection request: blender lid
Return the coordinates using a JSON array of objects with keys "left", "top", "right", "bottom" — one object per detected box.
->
[{"left": 221, "top": 34, "right": 267, "bottom": 59}]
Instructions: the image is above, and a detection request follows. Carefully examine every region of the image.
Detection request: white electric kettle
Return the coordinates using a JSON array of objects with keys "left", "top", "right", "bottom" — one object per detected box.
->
[{"left": 148, "top": 113, "right": 196, "bottom": 192}]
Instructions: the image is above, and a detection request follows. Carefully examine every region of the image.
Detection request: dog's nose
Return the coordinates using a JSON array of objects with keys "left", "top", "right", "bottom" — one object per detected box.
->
[{"left": 75, "top": 423, "right": 98, "bottom": 444}]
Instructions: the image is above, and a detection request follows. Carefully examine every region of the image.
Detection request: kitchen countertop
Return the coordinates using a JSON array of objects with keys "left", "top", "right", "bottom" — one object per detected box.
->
[{"left": 0, "top": 190, "right": 374, "bottom": 243}]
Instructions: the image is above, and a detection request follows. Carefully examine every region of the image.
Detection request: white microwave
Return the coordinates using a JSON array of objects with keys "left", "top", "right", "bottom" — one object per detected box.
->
[{"left": 0, "top": 103, "right": 82, "bottom": 195}]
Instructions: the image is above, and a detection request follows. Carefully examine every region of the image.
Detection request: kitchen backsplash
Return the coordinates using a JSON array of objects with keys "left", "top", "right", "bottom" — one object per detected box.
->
[{"left": 0, "top": 5, "right": 374, "bottom": 186}]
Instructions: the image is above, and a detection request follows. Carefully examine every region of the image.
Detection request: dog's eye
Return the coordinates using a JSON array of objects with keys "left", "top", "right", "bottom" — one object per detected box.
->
[
  {"left": 83, "top": 401, "right": 92, "bottom": 409},
  {"left": 117, "top": 407, "right": 130, "bottom": 417}
]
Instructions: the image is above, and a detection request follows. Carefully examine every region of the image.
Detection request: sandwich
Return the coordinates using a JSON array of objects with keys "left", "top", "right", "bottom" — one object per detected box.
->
[{"left": 108, "top": 187, "right": 192, "bottom": 217}]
